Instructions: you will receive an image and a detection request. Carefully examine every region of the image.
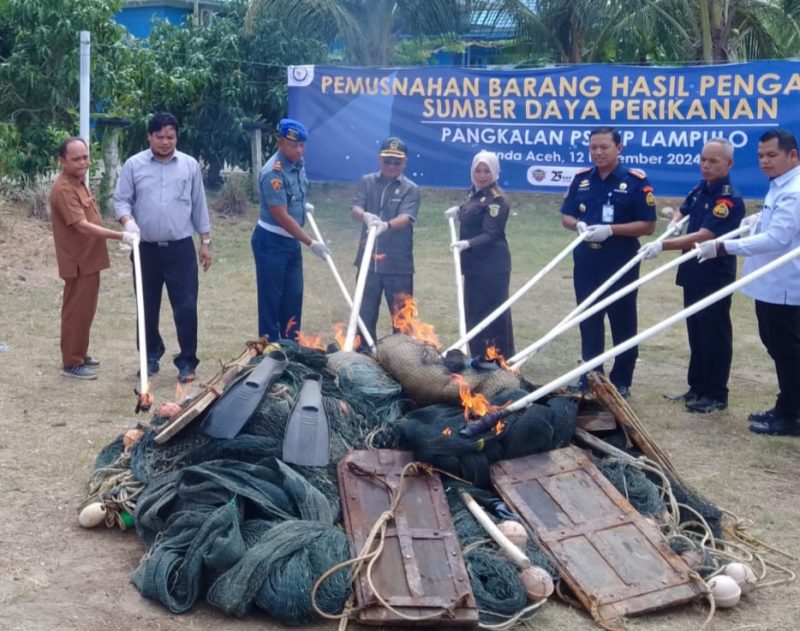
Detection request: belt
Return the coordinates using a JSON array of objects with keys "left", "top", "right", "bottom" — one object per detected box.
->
[
  {"left": 257, "top": 219, "right": 293, "bottom": 239},
  {"left": 142, "top": 237, "right": 192, "bottom": 248}
]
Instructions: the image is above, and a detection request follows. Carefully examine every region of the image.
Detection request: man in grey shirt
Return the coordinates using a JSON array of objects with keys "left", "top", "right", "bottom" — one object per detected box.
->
[{"left": 114, "top": 112, "right": 211, "bottom": 383}]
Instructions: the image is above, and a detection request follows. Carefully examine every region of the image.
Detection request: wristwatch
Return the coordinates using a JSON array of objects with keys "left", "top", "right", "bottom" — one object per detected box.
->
[{"left": 201, "top": 238, "right": 211, "bottom": 246}]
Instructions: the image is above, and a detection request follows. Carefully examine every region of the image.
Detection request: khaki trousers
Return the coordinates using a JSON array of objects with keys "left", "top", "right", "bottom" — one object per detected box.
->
[{"left": 61, "top": 272, "right": 100, "bottom": 368}]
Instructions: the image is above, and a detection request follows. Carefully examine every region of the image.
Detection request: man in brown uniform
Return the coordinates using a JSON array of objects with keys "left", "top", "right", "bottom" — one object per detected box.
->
[{"left": 51, "top": 137, "right": 133, "bottom": 379}]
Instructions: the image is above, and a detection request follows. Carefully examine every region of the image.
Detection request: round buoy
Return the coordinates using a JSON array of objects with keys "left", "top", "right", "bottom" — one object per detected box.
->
[
  {"left": 707, "top": 574, "right": 741, "bottom": 608},
  {"left": 723, "top": 562, "right": 757, "bottom": 595},
  {"left": 78, "top": 502, "right": 107, "bottom": 528},
  {"left": 520, "top": 566, "right": 554, "bottom": 600},
  {"left": 497, "top": 520, "right": 528, "bottom": 549}
]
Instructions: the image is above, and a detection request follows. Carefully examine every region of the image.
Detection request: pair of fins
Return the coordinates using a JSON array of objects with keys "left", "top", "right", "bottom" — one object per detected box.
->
[
  {"left": 201, "top": 350, "right": 330, "bottom": 467},
  {"left": 202, "top": 350, "right": 288, "bottom": 439}
]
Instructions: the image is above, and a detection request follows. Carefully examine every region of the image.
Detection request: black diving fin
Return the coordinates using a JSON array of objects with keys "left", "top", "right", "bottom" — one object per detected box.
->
[
  {"left": 282, "top": 372, "right": 330, "bottom": 467},
  {"left": 201, "top": 349, "right": 288, "bottom": 439}
]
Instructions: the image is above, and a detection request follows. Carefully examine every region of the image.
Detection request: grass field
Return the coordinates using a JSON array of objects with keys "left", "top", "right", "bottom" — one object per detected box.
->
[{"left": 0, "top": 183, "right": 798, "bottom": 630}]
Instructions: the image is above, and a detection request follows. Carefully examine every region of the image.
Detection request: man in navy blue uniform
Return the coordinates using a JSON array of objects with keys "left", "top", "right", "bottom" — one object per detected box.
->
[
  {"left": 640, "top": 138, "right": 745, "bottom": 413},
  {"left": 251, "top": 118, "right": 329, "bottom": 342},
  {"left": 561, "top": 126, "right": 657, "bottom": 397}
]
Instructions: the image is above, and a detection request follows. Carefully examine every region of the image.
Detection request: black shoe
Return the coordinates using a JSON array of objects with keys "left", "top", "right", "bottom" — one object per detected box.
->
[
  {"left": 747, "top": 408, "right": 777, "bottom": 423},
  {"left": 177, "top": 366, "right": 196, "bottom": 384},
  {"left": 61, "top": 363, "right": 98, "bottom": 380},
  {"left": 748, "top": 417, "right": 800, "bottom": 436},
  {"left": 615, "top": 385, "right": 631, "bottom": 399},
  {"left": 664, "top": 389, "right": 698, "bottom": 403},
  {"left": 685, "top": 397, "right": 727, "bottom": 414}
]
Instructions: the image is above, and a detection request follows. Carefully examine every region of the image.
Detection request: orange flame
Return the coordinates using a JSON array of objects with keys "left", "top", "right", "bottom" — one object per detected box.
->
[
  {"left": 494, "top": 419, "right": 505, "bottom": 435},
  {"left": 442, "top": 427, "right": 453, "bottom": 436},
  {"left": 284, "top": 316, "right": 298, "bottom": 337},
  {"left": 451, "top": 374, "right": 491, "bottom": 420},
  {"left": 333, "top": 322, "right": 361, "bottom": 351},
  {"left": 295, "top": 330, "right": 325, "bottom": 350},
  {"left": 391, "top": 294, "right": 441, "bottom": 348},
  {"left": 485, "top": 345, "right": 516, "bottom": 373}
]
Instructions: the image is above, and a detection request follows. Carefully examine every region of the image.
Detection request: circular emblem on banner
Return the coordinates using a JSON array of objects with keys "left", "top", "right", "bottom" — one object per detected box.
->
[
  {"left": 287, "top": 65, "right": 314, "bottom": 87},
  {"left": 532, "top": 168, "right": 546, "bottom": 182}
]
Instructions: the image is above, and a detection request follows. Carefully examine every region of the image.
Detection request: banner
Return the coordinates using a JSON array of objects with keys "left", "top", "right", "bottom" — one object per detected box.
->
[{"left": 287, "top": 62, "right": 800, "bottom": 198}]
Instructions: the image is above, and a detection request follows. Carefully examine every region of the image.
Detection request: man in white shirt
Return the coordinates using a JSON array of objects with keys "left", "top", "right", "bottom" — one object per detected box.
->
[{"left": 697, "top": 128, "right": 800, "bottom": 436}]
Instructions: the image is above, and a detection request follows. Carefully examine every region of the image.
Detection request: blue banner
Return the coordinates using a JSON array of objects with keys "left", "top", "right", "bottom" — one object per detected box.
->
[{"left": 288, "top": 62, "right": 800, "bottom": 198}]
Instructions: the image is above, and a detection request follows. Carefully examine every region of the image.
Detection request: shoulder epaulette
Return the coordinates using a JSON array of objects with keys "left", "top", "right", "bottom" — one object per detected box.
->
[{"left": 627, "top": 168, "right": 647, "bottom": 179}]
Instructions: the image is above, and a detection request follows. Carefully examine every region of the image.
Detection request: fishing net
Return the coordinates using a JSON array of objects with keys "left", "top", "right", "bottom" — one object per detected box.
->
[
  {"left": 596, "top": 457, "right": 666, "bottom": 517},
  {"left": 376, "top": 333, "right": 522, "bottom": 407},
  {"left": 464, "top": 548, "right": 528, "bottom": 623},
  {"left": 395, "top": 394, "right": 578, "bottom": 488}
]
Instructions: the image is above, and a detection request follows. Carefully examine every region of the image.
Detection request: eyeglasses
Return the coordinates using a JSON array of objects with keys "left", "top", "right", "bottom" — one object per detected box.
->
[{"left": 381, "top": 158, "right": 403, "bottom": 166}]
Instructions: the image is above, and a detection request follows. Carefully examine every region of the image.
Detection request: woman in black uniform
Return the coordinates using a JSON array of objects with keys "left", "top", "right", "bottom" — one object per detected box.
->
[{"left": 445, "top": 150, "right": 514, "bottom": 359}]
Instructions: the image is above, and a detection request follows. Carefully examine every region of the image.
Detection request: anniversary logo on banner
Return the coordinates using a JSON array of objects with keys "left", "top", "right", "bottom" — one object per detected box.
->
[{"left": 287, "top": 63, "right": 800, "bottom": 198}]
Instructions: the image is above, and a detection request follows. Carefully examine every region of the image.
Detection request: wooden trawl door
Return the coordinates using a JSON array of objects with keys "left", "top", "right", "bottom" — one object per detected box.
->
[
  {"left": 337, "top": 449, "right": 479, "bottom": 627},
  {"left": 491, "top": 446, "right": 706, "bottom": 624}
]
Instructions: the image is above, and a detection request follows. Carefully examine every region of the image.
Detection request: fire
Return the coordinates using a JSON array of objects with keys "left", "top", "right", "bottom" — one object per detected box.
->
[
  {"left": 451, "top": 374, "right": 491, "bottom": 420},
  {"left": 442, "top": 427, "right": 453, "bottom": 436},
  {"left": 494, "top": 419, "right": 505, "bottom": 435},
  {"left": 284, "top": 316, "right": 298, "bottom": 337},
  {"left": 333, "top": 322, "right": 361, "bottom": 351},
  {"left": 295, "top": 330, "right": 325, "bottom": 350},
  {"left": 485, "top": 345, "right": 516, "bottom": 372},
  {"left": 391, "top": 294, "right": 441, "bottom": 348}
]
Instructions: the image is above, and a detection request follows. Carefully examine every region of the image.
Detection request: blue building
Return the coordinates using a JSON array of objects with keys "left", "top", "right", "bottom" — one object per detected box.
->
[{"left": 116, "top": 0, "right": 228, "bottom": 39}]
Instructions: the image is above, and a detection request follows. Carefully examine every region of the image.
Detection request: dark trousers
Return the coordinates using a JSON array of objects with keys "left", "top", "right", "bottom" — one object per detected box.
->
[
  {"left": 755, "top": 300, "right": 800, "bottom": 419},
  {"left": 252, "top": 227, "right": 303, "bottom": 341},
  {"left": 137, "top": 238, "right": 199, "bottom": 370},
  {"left": 683, "top": 285, "right": 732, "bottom": 402},
  {"left": 359, "top": 272, "right": 413, "bottom": 343},
  {"left": 574, "top": 262, "right": 639, "bottom": 388},
  {"left": 61, "top": 271, "right": 100, "bottom": 368},
  {"left": 464, "top": 271, "right": 514, "bottom": 358}
]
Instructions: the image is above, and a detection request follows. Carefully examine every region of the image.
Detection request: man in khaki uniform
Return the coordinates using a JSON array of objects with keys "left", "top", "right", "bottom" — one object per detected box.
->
[{"left": 51, "top": 137, "right": 132, "bottom": 379}]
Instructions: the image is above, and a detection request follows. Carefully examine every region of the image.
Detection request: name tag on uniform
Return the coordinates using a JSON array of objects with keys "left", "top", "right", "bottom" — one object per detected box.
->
[{"left": 602, "top": 204, "right": 614, "bottom": 223}]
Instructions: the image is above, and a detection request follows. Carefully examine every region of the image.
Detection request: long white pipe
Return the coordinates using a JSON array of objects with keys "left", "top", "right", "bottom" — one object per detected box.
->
[
  {"left": 131, "top": 235, "right": 149, "bottom": 398},
  {"left": 558, "top": 216, "right": 690, "bottom": 327},
  {"left": 459, "top": 490, "right": 531, "bottom": 569},
  {"left": 448, "top": 216, "right": 468, "bottom": 354},
  {"left": 445, "top": 232, "right": 588, "bottom": 353},
  {"left": 79, "top": 31, "right": 90, "bottom": 183},
  {"left": 508, "top": 222, "right": 752, "bottom": 367},
  {"left": 344, "top": 224, "right": 377, "bottom": 352},
  {"left": 498, "top": 242, "right": 800, "bottom": 417},
  {"left": 305, "top": 210, "right": 375, "bottom": 353}
]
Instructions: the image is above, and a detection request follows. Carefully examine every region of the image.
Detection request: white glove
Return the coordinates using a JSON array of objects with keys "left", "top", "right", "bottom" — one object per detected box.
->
[
  {"left": 309, "top": 240, "right": 330, "bottom": 260},
  {"left": 638, "top": 241, "right": 662, "bottom": 260},
  {"left": 121, "top": 232, "right": 136, "bottom": 247},
  {"left": 362, "top": 212, "right": 379, "bottom": 227},
  {"left": 694, "top": 240, "right": 719, "bottom": 262},
  {"left": 305, "top": 202, "right": 315, "bottom": 214},
  {"left": 576, "top": 221, "right": 588, "bottom": 234},
  {"left": 444, "top": 206, "right": 460, "bottom": 220},
  {"left": 584, "top": 224, "right": 613, "bottom": 242},
  {"left": 741, "top": 213, "right": 760, "bottom": 235},
  {"left": 123, "top": 218, "right": 140, "bottom": 235},
  {"left": 374, "top": 220, "right": 390, "bottom": 236},
  {"left": 451, "top": 240, "right": 470, "bottom": 253}
]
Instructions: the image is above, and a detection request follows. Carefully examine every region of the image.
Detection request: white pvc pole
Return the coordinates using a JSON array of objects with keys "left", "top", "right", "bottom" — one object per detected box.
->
[
  {"left": 79, "top": 31, "right": 90, "bottom": 183},
  {"left": 445, "top": 232, "right": 588, "bottom": 353},
  {"left": 344, "top": 224, "right": 378, "bottom": 352},
  {"left": 558, "top": 216, "right": 690, "bottom": 327},
  {"left": 305, "top": 211, "right": 376, "bottom": 353},
  {"left": 448, "top": 216, "right": 468, "bottom": 354},
  {"left": 500, "top": 242, "right": 800, "bottom": 417},
  {"left": 508, "top": 222, "right": 752, "bottom": 368},
  {"left": 132, "top": 235, "right": 149, "bottom": 399}
]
